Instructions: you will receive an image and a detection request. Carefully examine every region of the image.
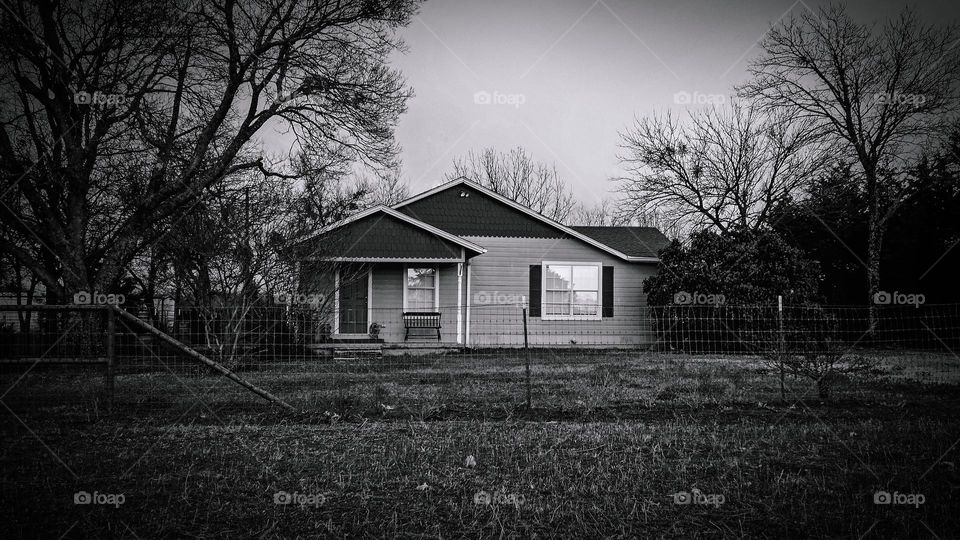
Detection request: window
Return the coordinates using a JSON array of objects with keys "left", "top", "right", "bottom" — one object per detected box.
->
[
  {"left": 542, "top": 262, "right": 601, "bottom": 320},
  {"left": 405, "top": 267, "right": 438, "bottom": 311}
]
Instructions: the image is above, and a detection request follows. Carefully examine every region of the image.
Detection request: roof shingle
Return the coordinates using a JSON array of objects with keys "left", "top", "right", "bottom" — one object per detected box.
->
[{"left": 570, "top": 226, "right": 670, "bottom": 258}]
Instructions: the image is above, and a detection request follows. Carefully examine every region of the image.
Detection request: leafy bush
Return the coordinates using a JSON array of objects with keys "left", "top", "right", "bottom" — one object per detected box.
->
[{"left": 645, "top": 229, "right": 822, "bottom": 352}]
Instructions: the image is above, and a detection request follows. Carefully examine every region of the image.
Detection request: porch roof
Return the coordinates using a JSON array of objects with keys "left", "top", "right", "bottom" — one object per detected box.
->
[{"left": 294, "top": 206, "right": 485, "bottom": 262}]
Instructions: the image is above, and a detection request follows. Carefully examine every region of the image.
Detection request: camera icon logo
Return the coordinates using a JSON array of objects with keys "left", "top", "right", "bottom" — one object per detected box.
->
[
  {"left": 473, "top": 90, "right": 492, "bottom": 105},
  {"left": 74, "top": 491, "right": 92, "bottom": 504},
  {"left": 873, "top": 291, "right": 892, "bottom": 305},
  {"left": 73, "top": 291, "right": 92, "bottom": 305},
  {"left": 273, "top": 491, "right": 292, "bottom": 505},
  {"left": 74, "top": 91, "right": 91, "bottom": 105},
  {"left": 673, "top": 291, "right": 692, "bottom": 305},
  {"left": 672, "top": 491, "right": 691, "bottom": 504},
  {"left": 873, "top": 491, "right": 891, "bottom": 505},
  {"left": 473, "top": 490, "right": 492, "bottom": 505}
]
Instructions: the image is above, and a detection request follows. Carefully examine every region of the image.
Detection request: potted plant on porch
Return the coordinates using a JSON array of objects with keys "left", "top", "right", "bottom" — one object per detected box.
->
[{"left": 368, "top": 322, "right": 384, "bottom": 340}]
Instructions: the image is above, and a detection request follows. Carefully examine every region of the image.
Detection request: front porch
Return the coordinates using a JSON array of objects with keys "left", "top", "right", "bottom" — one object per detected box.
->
[{"left": 293, "top": 204, "right": 486, "bottom": 347}]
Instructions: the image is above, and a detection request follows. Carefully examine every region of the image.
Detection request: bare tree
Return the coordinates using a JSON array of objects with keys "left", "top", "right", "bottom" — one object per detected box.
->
[
  {"left": 0, "top": 0, "right": 419, "bottom": 301},
  {"left": 136, "top": 164, "right": 372, "bottom": 366},
  {"left": 738, "top": 4, "right": 960, "bottom": 330},
  {"left": 568, "top": 198, "right": 630, "bottom": 226},
  {"left": 616, "top": 101, "right": 829, "bottom": 235},
  {"left": 447, "top": 147, "right": 576, "bottom": 221},
  {"left": 283, "top": 143, "right": 378, "bottom": 235},
  {"left": 358, "top": 172, "right": 410, "bottom": 207}
]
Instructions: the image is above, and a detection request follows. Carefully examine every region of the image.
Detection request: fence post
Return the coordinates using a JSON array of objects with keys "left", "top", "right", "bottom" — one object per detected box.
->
[
  {"left": 522, "top": 306, "right": 531, "bottom": 411},
  {"left": 777, "top": 295, "right": 785, "bottom": 402},
  {"left": 105, "top": 306, "right": 116, "bottom": 411}
]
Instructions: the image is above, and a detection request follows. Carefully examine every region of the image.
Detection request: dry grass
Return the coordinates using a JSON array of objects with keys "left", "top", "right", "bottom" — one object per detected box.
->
[{"left": 1, "top": 351, "right": 959, "bottom": 537}]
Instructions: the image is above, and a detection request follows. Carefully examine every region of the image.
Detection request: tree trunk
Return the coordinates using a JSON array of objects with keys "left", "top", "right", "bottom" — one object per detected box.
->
[{"left": 865, "top": 167, "right": 881, "bottom": 338}]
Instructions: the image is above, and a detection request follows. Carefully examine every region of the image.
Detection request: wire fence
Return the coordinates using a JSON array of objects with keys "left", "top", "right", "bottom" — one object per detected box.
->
[{"left": 1, "top": 301, "right": 958, "bottom": 421}]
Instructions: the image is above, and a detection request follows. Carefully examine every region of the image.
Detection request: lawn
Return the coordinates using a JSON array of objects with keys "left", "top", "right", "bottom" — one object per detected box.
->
[{"left": 1, "top": 351, "right": 959, "bottom": 538}]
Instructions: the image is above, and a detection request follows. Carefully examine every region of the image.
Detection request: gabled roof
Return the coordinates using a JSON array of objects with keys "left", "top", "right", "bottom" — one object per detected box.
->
[
  {"left": 394, "top": 182, "right": 565, "bottom": 238},
  {"left": 293, "top": 205, "right": 486, "bottom": 261},
  {"left": 570, "top": 226, "right": 670, "bottom": 259},
  {"left": 393, "top": 178, "right": 660, "bottom": 262}
]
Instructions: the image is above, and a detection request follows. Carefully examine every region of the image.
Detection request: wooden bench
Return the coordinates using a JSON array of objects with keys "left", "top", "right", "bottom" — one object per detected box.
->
[{"left": 402, "top": 312, "right": 442, "bottom": 341}]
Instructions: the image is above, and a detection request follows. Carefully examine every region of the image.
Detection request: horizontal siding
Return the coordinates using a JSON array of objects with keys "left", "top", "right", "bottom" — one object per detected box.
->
[
  {"left": 300, "top": 263, "right": 467, "bottom": 343},
  {"left": 371, "top": 263, "right": 464, "bottom": 343},
  {"left": 437, "top": 263, "right": 462, "bottom": 343},
  {"left": 298, "top": 241, "right": 657, "bottom": 347},
  {"left": 464, "top": 236, "right": 657, "bottom": 346},
  {"left": 370, "top": 264, "right": 404, "bottom": 341}
]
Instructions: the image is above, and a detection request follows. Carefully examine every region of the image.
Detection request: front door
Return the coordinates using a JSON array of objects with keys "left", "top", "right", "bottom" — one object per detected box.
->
[{"left": 338, "top": 269, "right": 368, "bottom": 334}]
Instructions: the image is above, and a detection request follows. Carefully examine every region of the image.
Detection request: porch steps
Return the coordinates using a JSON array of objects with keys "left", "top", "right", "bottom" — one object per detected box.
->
[{"left": 332, "top": 346, "right": 383, "bottom": 362}]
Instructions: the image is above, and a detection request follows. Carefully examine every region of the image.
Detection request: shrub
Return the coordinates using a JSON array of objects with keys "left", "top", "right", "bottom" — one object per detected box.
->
[
  {"left": 753, "top": 306, "right": 875, "bottom": 400},
  {"left": 644, "top": 229, "right": 822, "bottom": 353}
]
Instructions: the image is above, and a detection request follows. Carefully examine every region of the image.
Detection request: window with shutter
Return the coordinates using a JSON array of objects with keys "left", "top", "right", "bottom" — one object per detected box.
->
[
  {"left": 602, "top": 266, "right": 614, "bottom": 317},
  {"left": 540, "top": 261, "right": 602, "bottom": 320},
  {"left": 528, "top": 265, "right": 541, "bottom": 317}
]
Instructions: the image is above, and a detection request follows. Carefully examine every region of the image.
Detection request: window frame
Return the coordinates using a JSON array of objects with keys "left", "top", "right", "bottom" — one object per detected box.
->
[
  {"left": 402, "top": 265, "right": 440, "bottom": 312},
  {"left": 541, "top": 261, "right": 602, "bottom": 321}
]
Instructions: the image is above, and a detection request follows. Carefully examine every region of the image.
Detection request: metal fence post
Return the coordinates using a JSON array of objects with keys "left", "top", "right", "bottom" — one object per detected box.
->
[
  {"left": 777, "top": 295, "right": 785, "bottom": 402},
  {"left": 522, "top": 306, "right": 531, "bottom": 410},
  {"left": 105, "top": 306, "right": 116, "bottom": 411}
]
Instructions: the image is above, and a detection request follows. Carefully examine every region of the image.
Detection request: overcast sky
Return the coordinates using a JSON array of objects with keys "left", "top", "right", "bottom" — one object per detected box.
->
[{"left": 270, "top": 0, "right": 959, "bottom": 205}]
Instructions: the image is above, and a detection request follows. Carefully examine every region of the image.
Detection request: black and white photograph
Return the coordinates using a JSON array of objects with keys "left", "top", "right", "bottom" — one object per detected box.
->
[{"left": 2, "top": 0, "right": 960, "bottom": 537}]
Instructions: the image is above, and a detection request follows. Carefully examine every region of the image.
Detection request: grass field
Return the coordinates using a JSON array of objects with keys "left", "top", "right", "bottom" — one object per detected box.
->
[{"left": 1, "top": 351, "right": 959, "bottom": 538}]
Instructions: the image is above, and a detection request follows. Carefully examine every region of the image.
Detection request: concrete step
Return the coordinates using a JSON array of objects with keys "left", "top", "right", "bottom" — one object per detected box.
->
[{"left": 333, "top": 347, "right": 383, "bottom": 362}]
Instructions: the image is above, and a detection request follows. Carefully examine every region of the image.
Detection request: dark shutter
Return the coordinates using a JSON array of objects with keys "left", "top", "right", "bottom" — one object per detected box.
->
[
  {"left": 528, "top": 265, "right": 541, "bottom": 317},
  {"left": 602, "top": 266, "right": 614, "bottom": 317}
]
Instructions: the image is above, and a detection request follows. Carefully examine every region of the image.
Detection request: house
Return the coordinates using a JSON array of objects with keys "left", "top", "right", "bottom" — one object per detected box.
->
[{"left": 293, "top": 177, "right": 669, "bottom": 347}]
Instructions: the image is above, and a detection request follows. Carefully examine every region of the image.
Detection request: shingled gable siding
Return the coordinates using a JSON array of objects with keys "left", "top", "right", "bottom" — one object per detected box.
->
[
  {"left": 395, "top": 184, "right": 565, "bottom": 238},
  {"left": 464, "top": 236, "right": 657, "bottom": 346},
  {"left": 307, "top": 212, "right": 466, "bottom": 260}
]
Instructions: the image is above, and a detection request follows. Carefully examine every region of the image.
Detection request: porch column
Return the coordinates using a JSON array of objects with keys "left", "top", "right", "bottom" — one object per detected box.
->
[
  {"left": 465, "top": 260, "right": 471, "bottom": 347},
  {"left": 457, "top": 249, "right": 464, "bottom": 344}
]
